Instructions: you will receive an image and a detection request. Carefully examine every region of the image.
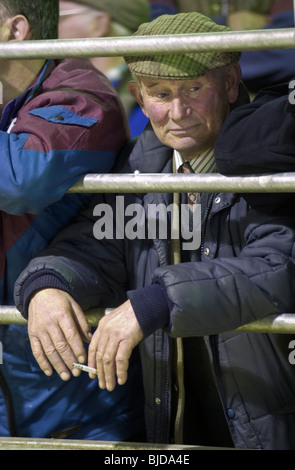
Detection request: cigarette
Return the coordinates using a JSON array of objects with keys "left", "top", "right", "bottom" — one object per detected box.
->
[{"left": 72, "top": 363, "right": 97, "bottom": 375}]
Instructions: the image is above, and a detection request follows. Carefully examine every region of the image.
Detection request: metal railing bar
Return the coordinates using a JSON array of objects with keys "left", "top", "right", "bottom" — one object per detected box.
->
[
  {"left": 67, "top": 172, "right": 295, "bottom": 194},
  {"left": 0, "top": 307, "right": 108, "bottom": 327},
  {"left": 0, "top": 435, "right": 227, "bottom": 450},
  {"left": 0, "top": 29, "right": 294, "bottom": 60},
  {"left": 1, "top": 306, "right": 294, "bottom": 334}
]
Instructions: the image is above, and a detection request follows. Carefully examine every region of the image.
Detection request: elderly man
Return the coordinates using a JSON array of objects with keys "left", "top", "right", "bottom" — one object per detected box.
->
[
  {"left": 0, "top": 0, "right": 144, "bottom": 441},
  {"left": 15, "top": 12, "right": 295, "bottom": 449}
]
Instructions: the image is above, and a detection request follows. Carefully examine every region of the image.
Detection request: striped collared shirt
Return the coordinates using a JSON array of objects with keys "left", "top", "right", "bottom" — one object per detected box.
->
[
  {"left": 174, "top": 148, "right": 216, "bottom": 174},
  {"left": 174, "top": 148, "right": 216, "bottom": 207}
]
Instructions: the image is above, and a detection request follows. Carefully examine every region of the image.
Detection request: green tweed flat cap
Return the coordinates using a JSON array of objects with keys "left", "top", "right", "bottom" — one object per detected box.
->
[
  {"left": 76, "top": 0, "right": 150, "bottom": 33},
  {"left": 125, "top": 12, "right": 241, "bottom": 79}
]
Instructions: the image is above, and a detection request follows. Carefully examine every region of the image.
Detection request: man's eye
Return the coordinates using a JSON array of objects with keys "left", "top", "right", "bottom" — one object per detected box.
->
[
  {"left": 155, "top": 92, "right": 168, "bottom": 99},
  {"left": 189, "top": 87, "right": 200, "bottom": 93}
]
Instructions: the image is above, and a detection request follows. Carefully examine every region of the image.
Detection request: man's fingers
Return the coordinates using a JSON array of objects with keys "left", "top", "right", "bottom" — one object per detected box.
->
[
  {"left": 59, "top": 313, "right": 87, "bottom": 365},
  {"left": 89, "top": 332, "right": 108, "bottom": 389},
  {"left": 70, "top": 301, "right": 93, "bottom": 344},
  {"left": 30, "top": 319, "right": 84, "bottom": 380},
  {"left": 28, "top": 289, "right": 91, "bottom": 374},
  {"left": 88, "top": 328, "right": 119, "bottom": 391},
  {"left": 88, "top": 300, "right": 144, "bottom": 391},
  {"left": 89, "top": 335, "right": 133, "bottom": 391},
  {"left": 30, "top": 332, "right": 71, "bottom": 380},
  {"left": 30, "top": 335, "right": 53, "bottom": 376},
  {"left": 116, "top": 341, "right": 132, "bottom": 387},
  {"left": 99, "top": 343, "right": 118, "bottom": 392}
]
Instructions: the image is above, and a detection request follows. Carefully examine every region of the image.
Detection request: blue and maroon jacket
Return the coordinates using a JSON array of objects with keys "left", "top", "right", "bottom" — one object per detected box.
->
[{"left": 0, "top": 58, "right": 144, "bottom": 440}]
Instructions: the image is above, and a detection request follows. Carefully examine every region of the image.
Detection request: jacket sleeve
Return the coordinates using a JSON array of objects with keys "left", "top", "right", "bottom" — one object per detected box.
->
[
  {"left": 0, "top": 73, "right": 129, "bottom": 215},
  {"left": 0, "top": 130, "right": 117, "bottom": 215},
  {"left": 129, "top": 210, "right": 295, "bottom": 338},
  {"left": 14, "top": 194, "right": 129, "bottom": 318}
]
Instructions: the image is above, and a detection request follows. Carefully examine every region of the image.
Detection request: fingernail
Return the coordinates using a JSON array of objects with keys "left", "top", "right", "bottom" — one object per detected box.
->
[
  {"left": 78, "top": 355, "right": 85, "bottom": 363},
  {"left": 44, "top": 369, "right": 52, "bottom": 376},
  {"left": 61, "top": 371, "right": 70, "bottom": 381},
  {"left": 72, "top": 368, "right": 81, "bottom": 377}
]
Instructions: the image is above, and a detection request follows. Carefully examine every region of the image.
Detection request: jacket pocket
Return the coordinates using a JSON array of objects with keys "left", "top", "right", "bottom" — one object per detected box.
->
[{"left": 28, "top": 105, "right": 98, "bottom": 127}]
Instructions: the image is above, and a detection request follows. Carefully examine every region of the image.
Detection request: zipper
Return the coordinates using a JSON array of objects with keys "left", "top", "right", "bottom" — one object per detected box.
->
[
  {"left": 209, "top": 335, "right": 229, "bottom": 417},
  {"left": 160, "top": 334, "right": 173, "bottom": 443},
  {"left": 200, "top": 193, "right": 215, "bottom": 256},
  {"left": 150, "top": 191, "right": 174, "bottom": 444}
]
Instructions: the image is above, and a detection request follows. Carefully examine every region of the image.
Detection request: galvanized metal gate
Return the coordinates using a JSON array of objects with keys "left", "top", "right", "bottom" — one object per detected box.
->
[{"left": 1, "top": 13, "right": 295, "bottom": 450}]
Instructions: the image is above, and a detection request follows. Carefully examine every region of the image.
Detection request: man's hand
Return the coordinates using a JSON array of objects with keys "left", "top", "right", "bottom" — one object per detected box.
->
[
  {"left": 28, "top": 289, "right": 92, "bottom": 380},
  {"left": 88, "top": 300, "right": 143, "bottom": 392}
]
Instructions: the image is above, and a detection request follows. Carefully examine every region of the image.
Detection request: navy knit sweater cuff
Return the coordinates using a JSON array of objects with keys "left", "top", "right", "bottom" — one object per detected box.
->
[
  {"left": 127, "top": 284, "right": 171, "bottom": 338},
  {"left": 20, "top": 270, "right": 73, "bottom": 320}
]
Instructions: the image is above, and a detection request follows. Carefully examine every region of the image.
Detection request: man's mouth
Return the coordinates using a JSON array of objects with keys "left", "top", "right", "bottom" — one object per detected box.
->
[{"left": 169, "top": 125, "right": 199, "bottom": 135}]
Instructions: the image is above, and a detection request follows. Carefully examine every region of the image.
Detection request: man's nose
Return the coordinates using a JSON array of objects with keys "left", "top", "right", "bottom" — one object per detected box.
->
[{"left": 169, "top": 97, "right": 192, "bottom": 120}]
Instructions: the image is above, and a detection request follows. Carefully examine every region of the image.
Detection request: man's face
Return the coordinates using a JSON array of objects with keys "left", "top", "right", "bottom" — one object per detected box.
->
[
  {"left": 129, "top": 65, "right": 241, "bottom": 160},
  {"left": 59, "top": 1, "right": 97, "bottom": 39}
]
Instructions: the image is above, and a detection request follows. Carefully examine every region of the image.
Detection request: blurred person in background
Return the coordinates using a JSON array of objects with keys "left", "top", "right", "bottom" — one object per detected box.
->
[
  {"left": 0, "top": 0, "right": 144, "bottom": 441},
  {"left": 177, "top": 0, "right": 295, "bottom": 96},
  {"left": 59, "top": 0, "right": 151, "bottom": 137},
  {"left": 148, "top": 0, "right": 178, "bottom": 18}
]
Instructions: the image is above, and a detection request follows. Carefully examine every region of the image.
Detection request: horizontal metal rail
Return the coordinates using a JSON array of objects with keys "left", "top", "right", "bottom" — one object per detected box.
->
[
  {"left": 0, "top": 28, "right": 294, "bottom": 60},
  {"left": 1, "top": 306, "right": 295, "bottom": 334},
  {"left": 0, "top": 436, "right": 230, "bottom": 450},
  {"left": 0, "top": 306, "right": 108, "bottom": 327},
  {"left": 68, "top": 172, "right": 295, "bottom": 194}
]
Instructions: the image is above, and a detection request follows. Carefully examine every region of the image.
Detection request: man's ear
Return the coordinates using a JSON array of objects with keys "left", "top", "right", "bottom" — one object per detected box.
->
[
  {"left": 91, "top": 11, "right": 111, "bottom": 37},
  {"left": 7, "top": 15, "right": 31, "bottom": 41},
  {"left": 225, "top": 63, "right": 242, "bottom": 104}
]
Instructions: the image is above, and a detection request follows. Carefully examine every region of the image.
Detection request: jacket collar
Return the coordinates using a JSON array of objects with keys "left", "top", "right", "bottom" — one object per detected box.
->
[
  {"left": 26, "top": 59, "right": 55, "bottom": 103},
  {"left": 114, "top": 121, "right": 173, "bottom": 175},
  {"left": 0, "top": 60, "right": 55, "bottom": 132}
]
